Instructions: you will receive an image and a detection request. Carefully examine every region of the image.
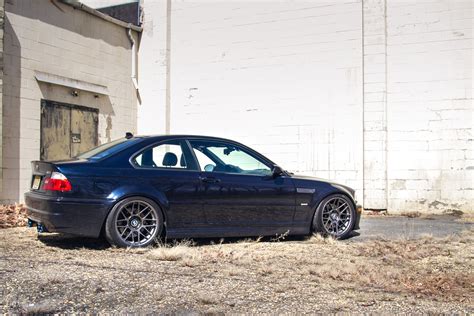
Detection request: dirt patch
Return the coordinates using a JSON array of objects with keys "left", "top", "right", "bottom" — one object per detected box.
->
[
  {"left": 0, "top": 227, "right": 473, "bottom": 313},
  {"left": 0, "top": 204, "right": 27, "bottom": 229},
  {"left": 457, "top": 214, "right": 474, "bottom": 223},
  {"left": 363, "top": 210, "right": 389, "bottom": 216},
  {"left": 400, "top": 211, "right": 422, "bottom": 218}
]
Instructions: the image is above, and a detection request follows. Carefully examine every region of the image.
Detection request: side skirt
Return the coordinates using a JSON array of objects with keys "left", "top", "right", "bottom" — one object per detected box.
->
[{"left": 165, "top": 225, "right": 310, "bottom": 239}]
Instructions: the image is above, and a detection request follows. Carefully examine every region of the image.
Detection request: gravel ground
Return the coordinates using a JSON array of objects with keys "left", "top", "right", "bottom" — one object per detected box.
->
[
  {"left": 0, "top": 215, "right": 473, "bottom": 314},
  {"left": 353, "top": 214, "right": 474, "bottom": 241}
]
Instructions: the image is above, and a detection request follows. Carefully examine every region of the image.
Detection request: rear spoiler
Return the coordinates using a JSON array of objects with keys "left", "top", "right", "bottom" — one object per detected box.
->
[{"left": 31, "top": 161, "right": 59, "bottom": 176}]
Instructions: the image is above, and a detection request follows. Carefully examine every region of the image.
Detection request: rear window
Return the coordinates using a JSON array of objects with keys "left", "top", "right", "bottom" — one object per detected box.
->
[{"left": 76, "top": 137, "right": 142, "bottom": 160}]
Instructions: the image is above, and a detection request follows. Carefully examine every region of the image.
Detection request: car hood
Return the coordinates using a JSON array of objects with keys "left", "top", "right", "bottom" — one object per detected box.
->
[{"left": 289, "top": 173, "right": 356, "bottom": 198}]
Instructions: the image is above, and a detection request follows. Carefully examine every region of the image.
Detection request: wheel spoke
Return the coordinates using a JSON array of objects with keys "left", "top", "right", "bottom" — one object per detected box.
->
[
  {"left": 124, "top": 230, "right": 133, "bottom": 240},
  {"left": 138, "top": 206, "right": 150, "bottom": 216},
  {"left": 141, "top": 226, "right": 152, "bottom": 235},
  {"left": 141, "top": 210, "right": 152, "bottom": 220},
  {"left": 120, "top": 227, "right": 129, "bottom": 238}
]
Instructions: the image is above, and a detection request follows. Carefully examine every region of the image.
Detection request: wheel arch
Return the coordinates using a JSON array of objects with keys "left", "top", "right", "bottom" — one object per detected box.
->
[
  {"left": 99, "top": 187, "right": 169, "bottom": 237},
  {"left": 309, "top": 187, "right": 357, "bottom": 232}
]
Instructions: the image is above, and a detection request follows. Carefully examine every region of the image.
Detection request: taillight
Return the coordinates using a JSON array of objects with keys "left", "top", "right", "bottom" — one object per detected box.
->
[{"left": 42, "top": 172, "right": 72, "bottom": 192}]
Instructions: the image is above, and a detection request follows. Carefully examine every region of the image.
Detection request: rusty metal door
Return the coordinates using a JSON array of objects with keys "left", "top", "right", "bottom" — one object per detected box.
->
[{"left": 41, "top": 100, "right": 98, "bottom": 161}]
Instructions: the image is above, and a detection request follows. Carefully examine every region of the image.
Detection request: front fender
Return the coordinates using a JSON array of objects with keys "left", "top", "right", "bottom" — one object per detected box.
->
[
  {"left": 312, "top": 184, "right": 355, "bottom": 210},
  {"left": 309, "top": 183, "right": 359, "bottom": 230},
  {"left": 293, "top": 179, "right": 357, "bottom": 228}
]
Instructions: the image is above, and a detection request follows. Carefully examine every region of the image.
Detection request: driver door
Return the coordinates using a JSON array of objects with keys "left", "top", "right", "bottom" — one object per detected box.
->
[{"left": 188, "top": 139, "right": 296, "bottom": 236}]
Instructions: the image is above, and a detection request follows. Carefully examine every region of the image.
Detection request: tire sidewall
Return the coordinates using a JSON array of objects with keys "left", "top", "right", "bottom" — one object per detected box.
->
[
  {"left": 105, "top": 197, "right": 164, "bottom": 248},
  {"left": 313, "top": 193, "right": 356, "bottom": 239}
]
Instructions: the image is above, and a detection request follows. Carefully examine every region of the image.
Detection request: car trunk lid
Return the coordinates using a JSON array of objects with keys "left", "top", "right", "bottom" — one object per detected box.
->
[{"left": 30, "top": 161, "right": 59, "bottom": 192}]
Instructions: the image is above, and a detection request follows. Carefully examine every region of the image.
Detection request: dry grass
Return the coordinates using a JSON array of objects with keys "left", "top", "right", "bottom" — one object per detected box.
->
[
  {"left": 147, "top": 240, "right": 198, "bottom": 262},
  {"left": 0, "top": 204, "right": 27, "bottom": 228},
  {"left": 0, "top": 227, "right": 473, "bottom": 313},
  {"left": 457, "top": 213, "right": 474, "bottom": 223}
]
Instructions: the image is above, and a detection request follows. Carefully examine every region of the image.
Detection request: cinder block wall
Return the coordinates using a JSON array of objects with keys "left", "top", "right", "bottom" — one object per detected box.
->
[
  {"left": 385, "top": 1, "right": 473, "bottom": 212},
  {"left": 140, "top": 0, "right": 365, "bottom": 196},
  {"left": 2, "top": 0, "right": 139, "bottom": 202},
  {"left": 138, "top": 0, "right": 473, "bottom": 213},
  {"left": 0, "top": 0, "right": 4, "bottom": 194}
]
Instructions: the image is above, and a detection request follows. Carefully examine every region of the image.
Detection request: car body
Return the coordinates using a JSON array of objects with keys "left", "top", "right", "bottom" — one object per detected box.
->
[{"left": 25, "top": 135, "right": 361, "bottom": 247}]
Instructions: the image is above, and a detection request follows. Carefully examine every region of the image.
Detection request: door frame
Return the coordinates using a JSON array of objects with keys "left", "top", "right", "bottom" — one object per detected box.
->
[
  {"left": 184, "top": 138, "right": 296, "bottom": 231},
  {"left": 40, "top": 99, "right": 99, "bottom": 161}
]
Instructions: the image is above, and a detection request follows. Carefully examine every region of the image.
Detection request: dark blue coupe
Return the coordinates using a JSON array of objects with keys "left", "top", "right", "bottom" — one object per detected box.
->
[{"left": 25, "top": 135, "right": 361, "bottom": 247}]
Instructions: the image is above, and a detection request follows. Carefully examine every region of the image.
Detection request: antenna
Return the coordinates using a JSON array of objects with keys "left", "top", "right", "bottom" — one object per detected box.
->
[{"left": 125, "top": 132, "right": 134, "bottom": 139}]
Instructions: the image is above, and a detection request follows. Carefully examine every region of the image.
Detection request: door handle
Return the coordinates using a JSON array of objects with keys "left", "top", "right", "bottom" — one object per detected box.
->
[{"left": 199, "top": 176, "right": 221, "bottom": 183}]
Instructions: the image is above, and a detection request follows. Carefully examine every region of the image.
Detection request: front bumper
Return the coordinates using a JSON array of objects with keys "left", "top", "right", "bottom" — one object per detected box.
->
[
  {"left": 24, "top": 192, "right": 114, "bottom": 238},
  {"left": 354, "top": 204, "right": 362, "bottom": 230}
]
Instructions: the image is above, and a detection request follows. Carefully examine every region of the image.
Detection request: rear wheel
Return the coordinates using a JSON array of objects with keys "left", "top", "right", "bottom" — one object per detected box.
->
[
  {"left": 105, "top": 197, "right": 163, "bottom": 248},
  {"left": 312, "top": 194, "right": 355, "bottom": 239}
]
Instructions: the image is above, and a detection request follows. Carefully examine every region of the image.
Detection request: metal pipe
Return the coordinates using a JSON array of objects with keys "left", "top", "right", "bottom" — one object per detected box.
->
[{"left": 126, "top": 27, "right": 139, "bottom": 91}]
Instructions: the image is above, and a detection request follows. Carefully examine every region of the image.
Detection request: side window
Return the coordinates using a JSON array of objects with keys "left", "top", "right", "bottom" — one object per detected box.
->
[
  {"left": 133, "top": 141, "right": 188, "bottom": 169},
  {"left": 190, "top": 140, "right": 272, "bottom": 176}
]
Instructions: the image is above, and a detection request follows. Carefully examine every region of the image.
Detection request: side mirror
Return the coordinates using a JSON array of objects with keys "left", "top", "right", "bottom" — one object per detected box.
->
[{"left": 272, "top": 165, "right": 284, "bottom": 178}]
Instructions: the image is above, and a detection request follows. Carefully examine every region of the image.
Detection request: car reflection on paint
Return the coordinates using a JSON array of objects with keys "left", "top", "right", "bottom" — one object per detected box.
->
[{"left": 25, "top": 134, "right": 361, "bottom": 248}]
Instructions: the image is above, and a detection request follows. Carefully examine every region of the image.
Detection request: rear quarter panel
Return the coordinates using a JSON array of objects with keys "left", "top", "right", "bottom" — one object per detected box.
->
[{"left": 56, "top": 163, "right": 202, "bottom": 230}]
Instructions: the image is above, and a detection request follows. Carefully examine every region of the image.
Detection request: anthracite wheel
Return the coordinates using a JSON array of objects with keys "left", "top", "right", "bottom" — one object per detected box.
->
[
  {"left": 313, "top": 194, "right": 355, "bottom": 239},
  {"left": 105, "top": 197, "right": 163, "bottom": 247}
]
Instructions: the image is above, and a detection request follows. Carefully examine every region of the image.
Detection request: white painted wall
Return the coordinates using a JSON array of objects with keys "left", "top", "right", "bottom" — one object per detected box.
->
[
  {"left": 138, "top": 0, "right": 473, "bottom": 213},
  {"left": 2, "top": 0, "right": 139, "bottom": 202},
  {"left": 363, "top": 0, "right": 388, "bottom": 210},
  {"left": 140, "top": 0, "right": 364, "bottom": 196},
  {"left": 386, "top": 0, "right": 473, "bottom": 212},
  {"left": 137, "top": 0, "right": 168, "bottom": 135}
]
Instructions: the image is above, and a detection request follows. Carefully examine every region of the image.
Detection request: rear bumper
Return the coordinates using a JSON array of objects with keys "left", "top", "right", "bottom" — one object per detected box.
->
[{"left": 24, "top": 192, "right": 114, "bottom": 238}]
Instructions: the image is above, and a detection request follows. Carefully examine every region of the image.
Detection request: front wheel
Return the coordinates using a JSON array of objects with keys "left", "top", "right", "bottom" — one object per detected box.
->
[
  {"left": 312, "top": 194, "right": 356, "bottom": 239},
  {"left": 105, "top": 197, "right": 163, "bottom": 248}
]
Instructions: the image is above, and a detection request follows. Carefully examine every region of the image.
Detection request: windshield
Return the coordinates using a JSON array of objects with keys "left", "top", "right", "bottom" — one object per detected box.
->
[{"left": 76, "top": 137, "right": 141, "bottom": 160}]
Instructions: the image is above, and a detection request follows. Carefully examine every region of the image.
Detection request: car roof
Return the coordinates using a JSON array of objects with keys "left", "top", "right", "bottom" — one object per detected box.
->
[
  {"left": 129, "top": 134, "right": 277, "bottom": 165},
  {"left": 132, "top": 134, "right": 245, "bottom": 143}
]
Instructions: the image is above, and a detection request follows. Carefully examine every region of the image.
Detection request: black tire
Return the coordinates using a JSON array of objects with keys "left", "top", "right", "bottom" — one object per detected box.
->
[
  {"left": 105, "top": 197, "right": 164, "bottom": 248},
  {"left": 312, "top": 193, "right": 356, "bottom": 239}
]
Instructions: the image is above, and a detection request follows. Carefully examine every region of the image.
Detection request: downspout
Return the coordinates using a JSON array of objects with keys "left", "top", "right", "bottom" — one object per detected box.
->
[
  {"left": 165, "top": 0, "right": 172, "bottom": 134},
  {"left": 126, "top": 26, "right": 139, "bottom": 93}
]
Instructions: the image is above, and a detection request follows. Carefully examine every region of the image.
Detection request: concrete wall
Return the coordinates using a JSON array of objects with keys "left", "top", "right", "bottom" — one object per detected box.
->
[
  {"left": 138, "top": 0, "right": 168, "bottom": 136},
  {"left": 363, "top": 0, "right": 388, "bottom": 210},
  {"left": 0, "top": 0, "right": 4, "bottom": 194},
  {"left": 2, "top": 0, "right": 139, "bottom": 202},
  {"left": 138, "top": 0, "right": 473, "bottom": 213},
  {"left": 139, "top": 0, "right": 365, "bottom": 195},
  {"left": 385, "top": 0, "right": 473, "bottom": 212}
]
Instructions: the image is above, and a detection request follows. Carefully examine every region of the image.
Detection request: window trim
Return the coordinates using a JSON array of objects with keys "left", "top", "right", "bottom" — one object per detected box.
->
[
  {"left": 129, "top": 139, "right": 199, "bottom": 171},
  {"left": 187, "top": 139, "right": 274, "bottom": 176}
]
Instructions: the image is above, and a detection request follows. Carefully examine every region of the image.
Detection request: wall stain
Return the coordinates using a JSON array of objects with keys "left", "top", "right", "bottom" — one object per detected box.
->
[{"left": 106, "top": 115, "right": 112, "bottom": 142}]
